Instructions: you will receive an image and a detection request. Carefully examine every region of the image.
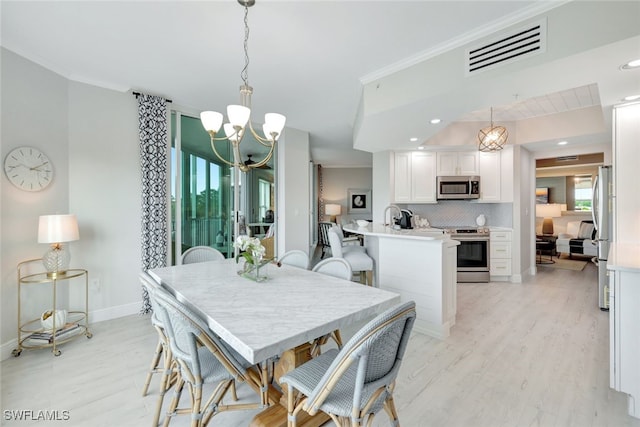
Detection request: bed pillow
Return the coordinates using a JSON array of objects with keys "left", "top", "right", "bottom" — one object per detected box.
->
[{"left": 578, "top": 222, "right": 595, "bottom": 239}]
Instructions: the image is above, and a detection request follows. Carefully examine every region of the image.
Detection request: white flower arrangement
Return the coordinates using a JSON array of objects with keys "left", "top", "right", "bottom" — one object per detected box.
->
[{"left": 233, "top": 235, "right": 266, "bottom": 266}]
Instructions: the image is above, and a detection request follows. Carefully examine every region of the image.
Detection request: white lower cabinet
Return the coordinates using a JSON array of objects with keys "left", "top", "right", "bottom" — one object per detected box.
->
[
  {"left": 609, "top": 267, "right": 640, "bottom": 419},
  {"left": 490, "top": 230, "right": 512, "bottom": 277}
]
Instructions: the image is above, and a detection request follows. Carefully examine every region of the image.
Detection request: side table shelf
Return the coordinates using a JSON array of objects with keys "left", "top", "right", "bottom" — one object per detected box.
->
[{"left": 12, "top": 259, "right": 92, "bottom": 357}]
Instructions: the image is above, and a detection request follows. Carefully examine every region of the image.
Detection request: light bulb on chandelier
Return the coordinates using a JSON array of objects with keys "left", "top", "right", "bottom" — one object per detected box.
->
[
  {"left": 200, "top": 0, "right": 286, "bottom": 173},
  {"left": 477, "top": 107, "right": 508, "bottom": 152}
]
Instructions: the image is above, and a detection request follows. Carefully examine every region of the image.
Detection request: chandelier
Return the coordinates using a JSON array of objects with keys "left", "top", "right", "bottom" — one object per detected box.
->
[
  {"left": 200, "top": 0, "right": 286, "bottom": 173},
  {"left": 477, "top": 107, "right": 508, "bottom": 152}
]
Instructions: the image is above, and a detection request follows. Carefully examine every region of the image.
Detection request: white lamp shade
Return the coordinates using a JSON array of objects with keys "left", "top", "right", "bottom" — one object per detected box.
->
[
  {"left": 200, "top": 111, "right": 223, "bottom": 133},
  {"left": 560, "top": 204, "right": 567, "bottom": 212},
  {"left": 227, "top": 105, "right": 250, "bottom": 129},
  {"left": 325, "top": 204, "right": 341, "bottom": 216},
  {"left": 223, "top": 123, "right": 240, "bottom": 142},
  {"left": 264, "top": 113, "right": 286, "bottom": 137},
  {"left": 535, "top": 204, "right": 562, "bottom": 218},
  {"left": 38, "top": 214, "right": 79, "bottom": 243}
]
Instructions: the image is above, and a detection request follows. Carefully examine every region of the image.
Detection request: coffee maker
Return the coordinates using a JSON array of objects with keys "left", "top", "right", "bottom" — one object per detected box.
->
[{"left": 395, "top": 209, "right": 414, "bottom": 229}]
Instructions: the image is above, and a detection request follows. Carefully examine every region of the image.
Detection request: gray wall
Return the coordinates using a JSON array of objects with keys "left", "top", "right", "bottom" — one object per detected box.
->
[{"left": 321, "top": 167, "right": 373, "bottom": 222}]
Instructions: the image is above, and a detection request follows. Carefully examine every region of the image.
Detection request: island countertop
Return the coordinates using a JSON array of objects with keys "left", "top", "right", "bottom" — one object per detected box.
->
[{"left": 343, "top": 223, "right": 459, "bottom": 245}]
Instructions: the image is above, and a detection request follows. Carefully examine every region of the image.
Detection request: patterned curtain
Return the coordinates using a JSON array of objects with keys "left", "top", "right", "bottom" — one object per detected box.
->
[
  {"left": 137, "top": 93, "right": 168, "bottom": 314},
  {"left": 318, "top": 164, "right": 325, "bottom": 222}
]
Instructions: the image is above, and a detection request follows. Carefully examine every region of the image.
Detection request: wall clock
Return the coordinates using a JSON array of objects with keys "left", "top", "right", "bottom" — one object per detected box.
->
[{"left": 4, "top": 146, "right": 54, "bottom": 191}]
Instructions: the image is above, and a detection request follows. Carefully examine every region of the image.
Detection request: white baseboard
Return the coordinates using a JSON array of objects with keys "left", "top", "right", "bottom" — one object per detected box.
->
[{"left": 1, "top": 301, "right": 142, "bottom": 361}]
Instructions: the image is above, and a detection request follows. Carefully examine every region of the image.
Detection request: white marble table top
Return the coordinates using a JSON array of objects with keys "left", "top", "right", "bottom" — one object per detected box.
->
[{"left": 148, "top": 259, "right": 401, "bottom": 364}]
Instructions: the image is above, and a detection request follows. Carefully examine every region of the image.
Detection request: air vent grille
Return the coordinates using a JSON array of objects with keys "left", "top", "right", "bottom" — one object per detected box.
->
[
  {"left": 466, "top": 19, "right": 546, "bottom": 75},
  {"left": 556, "top": 156, "right": 578, "bottom": 162}
]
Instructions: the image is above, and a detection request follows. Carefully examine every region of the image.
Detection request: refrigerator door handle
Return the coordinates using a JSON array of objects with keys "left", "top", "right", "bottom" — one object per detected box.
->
[{"left": 592, "top": 174, "right": 599, "bottom": 230}]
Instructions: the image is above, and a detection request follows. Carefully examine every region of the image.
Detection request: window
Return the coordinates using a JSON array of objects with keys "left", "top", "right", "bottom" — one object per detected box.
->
[
  {"left": 170, "top": 112, "right": 232, "bottom": 264},
  {"left": 574, "top": 176, "right": 592, "bottom": 211},
  {"left": 258, "top": 178, "right": 272, "bottom": 221}
]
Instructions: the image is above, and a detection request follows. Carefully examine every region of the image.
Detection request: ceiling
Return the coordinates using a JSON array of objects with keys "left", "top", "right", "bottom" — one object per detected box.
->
[{"left": 2, "top": 1, "right": 639, "bottom": 167}]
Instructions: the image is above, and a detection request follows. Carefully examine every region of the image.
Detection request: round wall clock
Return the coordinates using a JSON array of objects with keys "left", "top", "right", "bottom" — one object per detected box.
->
[{"left": 4, "top": 146, "right": 54, "bottom": 191}]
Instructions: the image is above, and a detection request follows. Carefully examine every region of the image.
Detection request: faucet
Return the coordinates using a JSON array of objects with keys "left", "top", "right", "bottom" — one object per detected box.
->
[{"left": 383, "top": 204, "right": 402, "bottom": 229}]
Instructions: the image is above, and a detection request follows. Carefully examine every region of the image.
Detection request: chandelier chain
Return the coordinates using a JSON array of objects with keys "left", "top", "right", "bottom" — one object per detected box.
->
[{"left": 241, "top": 4, "right": 250, "bottom": 87}]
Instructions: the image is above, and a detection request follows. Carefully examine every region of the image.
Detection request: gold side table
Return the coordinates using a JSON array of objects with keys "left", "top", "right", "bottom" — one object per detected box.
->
[{"left": 12, "top": 259, "right": 92, "bottom": 357}]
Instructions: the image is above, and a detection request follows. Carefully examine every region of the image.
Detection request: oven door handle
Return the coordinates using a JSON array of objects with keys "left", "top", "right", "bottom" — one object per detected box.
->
[{"left": 452, "top": 236, "right": 490, "bottom": 241}]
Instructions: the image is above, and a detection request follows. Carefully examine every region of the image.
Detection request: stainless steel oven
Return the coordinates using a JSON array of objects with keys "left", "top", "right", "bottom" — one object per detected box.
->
[{"left": 449, "top": 228, "right": 490, "bottom": 283}]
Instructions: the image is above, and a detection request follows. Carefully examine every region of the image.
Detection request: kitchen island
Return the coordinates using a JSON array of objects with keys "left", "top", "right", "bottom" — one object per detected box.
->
[{"left": 343, "top": 223, "right": 459, "bottom": 338}]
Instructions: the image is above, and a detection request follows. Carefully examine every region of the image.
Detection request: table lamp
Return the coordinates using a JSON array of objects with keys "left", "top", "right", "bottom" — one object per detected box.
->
[
  {"left": 325, "top": 204, "right": 341, "bottom": 223},
  {"left": 535, "top": 204, "right": 562, "bottom": 235},
  {"left": 38, "top": 214, "right": 80, "bottom": 274}
]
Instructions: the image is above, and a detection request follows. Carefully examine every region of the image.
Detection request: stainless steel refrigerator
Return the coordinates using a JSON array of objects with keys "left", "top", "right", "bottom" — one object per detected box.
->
[{"left": 592, "top": 165, "right": 613, "bottom": 310}]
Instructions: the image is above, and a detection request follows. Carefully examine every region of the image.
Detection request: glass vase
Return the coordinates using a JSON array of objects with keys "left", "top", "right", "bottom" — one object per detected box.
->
[{"left": 238, "top": 260, "right": 268, "bottom": 282}]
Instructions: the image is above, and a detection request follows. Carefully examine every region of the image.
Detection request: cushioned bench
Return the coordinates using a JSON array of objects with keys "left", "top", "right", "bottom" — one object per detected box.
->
[{"left": 556, "top": 220, "right": 597, "bottom": 258}]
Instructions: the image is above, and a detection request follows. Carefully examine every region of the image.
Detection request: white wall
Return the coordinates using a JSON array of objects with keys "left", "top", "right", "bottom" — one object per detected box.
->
[
  {"left": 67, "top": 81, "right": 141, "bottom": 320},
  {"left": 1, "top": 49, "right": 70, "bottom": 357},
  {"left": 321, "top": 166, "right": 372, "bottom": 222},
  {"left": 277, "top": 127, "right": 311, "bottom": 256},
  {"left": 372, "top": 151, "right": 392, "bottom": 224},
  {"left": 1, "top": 50, "right": 145, "bottom": 359}
]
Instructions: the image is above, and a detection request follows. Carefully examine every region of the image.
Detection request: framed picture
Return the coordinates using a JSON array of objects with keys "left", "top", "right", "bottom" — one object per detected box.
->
[{"left": 347, "top": 188, "right": 371, "bottom": 214}]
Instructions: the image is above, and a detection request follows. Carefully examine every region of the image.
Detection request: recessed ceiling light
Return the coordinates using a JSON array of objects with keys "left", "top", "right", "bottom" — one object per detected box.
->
[
  {"left": 621, "top": 59, "right": 640, "bottom": 70},
  {"left": 418, "top": 146, "right": 425, "bottom": 150},
  {"left": 430, "top": 118, "right": 441, "bottom": 124},
  {"left": 558, "top": 141, "right": 568, "bottom": 145},
  {"left": 623, "top": 94, "right": 640, "bottom": 101},
  {"left": 409, "top": 137, "right": 418, "bottom": 142}
]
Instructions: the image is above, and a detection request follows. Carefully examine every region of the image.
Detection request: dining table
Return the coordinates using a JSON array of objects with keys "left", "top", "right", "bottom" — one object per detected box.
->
[{"left": 147, "top": 258, "right": 401, "bottom": 426}]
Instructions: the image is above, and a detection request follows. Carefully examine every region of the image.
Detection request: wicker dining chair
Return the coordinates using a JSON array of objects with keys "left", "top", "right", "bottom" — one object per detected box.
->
[
  {"left": 140, "top": 272, "right": 179, "bottom": 427},
  {"left": 280, "top": 301, "right": 416, "bottom": 427},
  {"left": 279, "top": 250, "right": 310, "bottom": 270},
  {"left": 151, "top": 285, "right": 266, "bottom": 427},
  {"left": 181, "top": 246, "right": 225, "bottom": 264},
  {"left": 311, "top": 257, "right": 352, "bottom": 281}
]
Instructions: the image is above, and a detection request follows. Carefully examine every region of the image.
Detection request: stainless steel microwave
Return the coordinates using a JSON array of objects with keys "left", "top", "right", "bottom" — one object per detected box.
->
[{"left": 437, "top": 176, "right": 480, "bottom": 200}]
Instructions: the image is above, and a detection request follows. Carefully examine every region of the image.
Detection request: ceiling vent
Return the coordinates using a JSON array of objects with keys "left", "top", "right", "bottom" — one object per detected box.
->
[
  {"left": 556, "top": 155, "right": 578, "bottom": 162},
  {"left": 466, "top": 19, "right": 546, "bottom": 75}
]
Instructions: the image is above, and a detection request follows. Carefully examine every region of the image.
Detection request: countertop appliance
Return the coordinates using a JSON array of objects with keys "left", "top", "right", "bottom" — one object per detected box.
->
[
  {"left": 437, "top": 176, "right": 481, "bottom": 200},
  {"left": 443, "top": 227, "right": 490, "bottom": 283},
  {"left": 395, "top": 209, "right": 414, "bottom": 229},
  {"left": 592, "top": 165, "right": 613, "bottom": 310}
]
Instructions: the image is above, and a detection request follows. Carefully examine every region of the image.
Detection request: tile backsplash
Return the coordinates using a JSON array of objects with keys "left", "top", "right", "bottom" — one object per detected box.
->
[{"left": 405, "top": 201, "right": 513, "bottom": 228}]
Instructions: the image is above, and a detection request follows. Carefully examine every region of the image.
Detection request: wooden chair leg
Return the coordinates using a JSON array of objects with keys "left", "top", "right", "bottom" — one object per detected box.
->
[
  {"left": 142, "top": 339, "right": 163, "bottom": 396},
  {"left": 365, "top": 270, "right": 373, "bottom": 286}
]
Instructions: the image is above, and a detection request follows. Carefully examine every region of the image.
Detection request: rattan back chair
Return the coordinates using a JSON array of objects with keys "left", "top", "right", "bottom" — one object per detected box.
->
[
  {"left": 140, "top": 272, "right": 180, "bottom": 427},
  {"left": 279, "top": 249, "right": 310, "bottom": 270},
  {"left": 151, "top": 284, "right": 265, "bottom": 427},
  {"left": 280, "top": 301, "right": 416, "bottom": 427},
  {"left": 181, "top": 246, "right": 225, "bottom": 264}
]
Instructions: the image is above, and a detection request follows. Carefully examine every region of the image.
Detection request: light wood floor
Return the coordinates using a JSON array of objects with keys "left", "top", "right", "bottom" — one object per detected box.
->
[{"left": 2, "top": 261, "right": 639, "bottom": 427}]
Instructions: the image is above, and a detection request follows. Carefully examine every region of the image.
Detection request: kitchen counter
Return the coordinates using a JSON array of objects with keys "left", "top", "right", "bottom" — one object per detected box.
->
[
  {"left": 343, "top": 223, "right": 446, "bottom": 240},
  {"left": 607, "top": 243, "right": 640, "bottom": 273},
  {"left": 344, "top": 222, "right": 459, "bottom": 339}
]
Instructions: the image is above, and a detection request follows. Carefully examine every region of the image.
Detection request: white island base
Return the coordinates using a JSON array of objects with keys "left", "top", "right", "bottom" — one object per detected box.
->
[{"left": 344, "top": 224, "right": 459, "bottom": 339}]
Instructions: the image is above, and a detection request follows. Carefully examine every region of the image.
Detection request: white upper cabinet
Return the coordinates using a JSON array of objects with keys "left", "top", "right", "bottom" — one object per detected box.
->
[
  {"left": 411, "top": 151, "right": 437, "bottom": 203},
  {"left": 393, "top": 152, "right": 412, "bottom": 203},
  {"left": 436, "top": 151, "right": 479, "bottom": 176},
  {"left": 393, "top": 151, "right": 436, "bottom": 203},
  {"left": 477, "top": 151, "right": 501, "bottom": 202}
]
